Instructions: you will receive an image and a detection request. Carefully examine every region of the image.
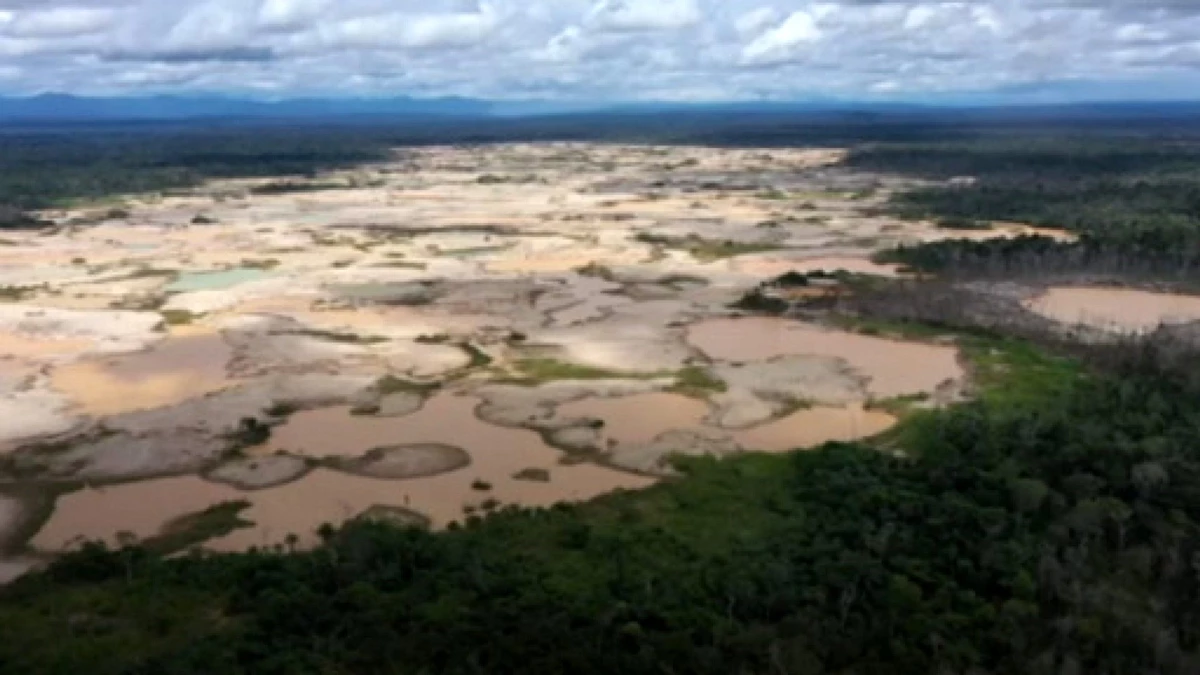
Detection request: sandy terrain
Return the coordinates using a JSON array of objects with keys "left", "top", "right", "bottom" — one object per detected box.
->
[{"left": 0, "top": 141, "right": 1055, "bottom": 564}]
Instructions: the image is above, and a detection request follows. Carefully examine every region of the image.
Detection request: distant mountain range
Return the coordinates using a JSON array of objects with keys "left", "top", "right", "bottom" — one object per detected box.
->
[
  {"left": 2, "top": 93, "right": 1200, "bottom": 124},
  {"left": 0, "top": 93, "right": 495, "bottom": 122}
]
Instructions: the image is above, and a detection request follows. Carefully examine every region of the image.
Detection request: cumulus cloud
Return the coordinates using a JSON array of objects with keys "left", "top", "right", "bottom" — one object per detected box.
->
[
  {"left": 741, "top": 10, "right": 822, "bottom": 65},
  {"left": 322, "top": 5, "right": 499, "bottom": 50},
  {"left": 1, "top": 0, "right": 1200, "bottom": 100},
  {"left": 588, "top": 0, "right": 702, "bottom": 32},
  {"left": 258, "top": 0, "right": 332, "bottom": 33},
  {"left": 5, "top": 7, "right": 115, "bottom": 38}
]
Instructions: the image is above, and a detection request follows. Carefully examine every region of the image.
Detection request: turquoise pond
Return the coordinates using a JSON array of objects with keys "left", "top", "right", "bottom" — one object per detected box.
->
[{"left": 166, "top": 268, "right": 274, "bottom": 292}]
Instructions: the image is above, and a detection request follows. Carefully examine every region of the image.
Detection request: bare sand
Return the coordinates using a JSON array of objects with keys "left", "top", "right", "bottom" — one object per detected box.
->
[
  {"left": 9, "top": 142, "right": 978, "bottom": 563},
  {"left": 732, "top": 255, "right": 903, "bottom": 278}
]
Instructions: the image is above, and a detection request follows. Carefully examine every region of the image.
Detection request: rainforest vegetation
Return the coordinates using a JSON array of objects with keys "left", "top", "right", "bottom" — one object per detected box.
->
[
  {"left": 849, "top": 137, "right": 1200, "bottom": 280},
  {"left": 4, "top": 116, "right": 1200, "bottom": 674}
]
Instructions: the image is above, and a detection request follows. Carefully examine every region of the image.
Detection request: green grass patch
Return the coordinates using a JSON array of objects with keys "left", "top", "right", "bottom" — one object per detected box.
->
[
  {"left": 959, "top": 335, "right": 1085, "bottom": 409},
  {"left": 141, "top": 501, "right": 253, "bottom": 555},
  {"left": 667, "top": 366, "right": 728, "bottom": 399},
  {"left": 832, "top": 315, "right": 957, "bottom": 341},
  {"left": 375, "top": 375, "right": 440, "bottom": 396},
  {"left": 159, "top": 310, "right": 198, "bottom": 326},
  {"left": 0, "top": 285, "right": 35, "bottom": 301},
  {"left": 633, "top": 232, "right": 785, "bottom": 263},
  {"left": 506, "top": 359, "right": 663, "bottom": 384},
  {"left": 866, "top": 393, "right": 931, "bottom": 417},
  {"left": 128, "top": 267, "right": 178, "bottom": 279},
  {"left": 459, "top": 343, "right": 493, "bottom": 370},
  {"left": 239, "top": 258, "right": 280, "bottom": 270},
  {"left": 299, "top": 329, "right": 389, "bottom": 345},
  {"left": 373, "top": 261, "right": 428, "bottom": 270}
]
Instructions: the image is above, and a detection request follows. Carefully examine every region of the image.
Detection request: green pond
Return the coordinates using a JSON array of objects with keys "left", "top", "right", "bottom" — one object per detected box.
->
[{"left": 166, "top": 268, "right": 274, "bottom": 292}]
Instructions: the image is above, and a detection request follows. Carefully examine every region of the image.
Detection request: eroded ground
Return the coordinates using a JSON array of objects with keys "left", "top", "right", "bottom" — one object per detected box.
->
[{"left": 1, "top": 142, "right": 1115, "bottom": 567}]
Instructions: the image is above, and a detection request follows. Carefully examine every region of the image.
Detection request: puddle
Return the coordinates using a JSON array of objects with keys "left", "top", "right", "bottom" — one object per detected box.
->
[
  {"left": 559, "top": 392, "right": 895, "bottom": 453},
  {"left": 729, "top": 404, "right": 896, "bottom": 452},
  {"left": 688, "top": 318, "right": 961, "bottom": 398},
  {"left": 167, "top": 268, "right": 273, "bottom": 292},
  {"left": 31, "top": 395, "right": 654, "bottom": 551},
  {"left": 52, "top": 328, "right": 234, "bottom": 415},
  {"left": 31, "top": 476, "right": 242, "bottom": 550},
  {"left": 1026, "top": 286, "right": 1200, "bottom": 333},
  {"left": 559, "top": 393, "right": 711, "bottom": 445},
  {"left": 207, "top": 462, "right": 652, "bottom": 551}
]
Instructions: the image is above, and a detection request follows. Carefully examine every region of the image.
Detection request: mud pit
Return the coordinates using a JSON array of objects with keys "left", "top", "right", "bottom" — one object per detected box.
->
[
  {"left": 5, "top": 142, "right": 986, "bottom": 567},
  {"left": 688, "top": 317, "right": 962, "bottom": 399},
  {"left": 52, "top": 327, "right": 235, "bottom": 416},
  {"left": 1027, "top": 286, "right": 1200, "bottom": 333}
]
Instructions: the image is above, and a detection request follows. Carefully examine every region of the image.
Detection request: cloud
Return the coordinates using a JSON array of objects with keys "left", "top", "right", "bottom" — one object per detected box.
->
[
  {"left": 1, "top": 0, "right": 1200, "bottom": 101},
  {"left": 588, "top": 0, "right": 702, "bottom": 32},
  {"left": 735, "top": 8, "right": 779, "bottom": 37},
  {"left": 103, "top": 47, "right": 275, "bottom": 63},
  {"left": 258, "top": 0, "right": 332, "bottom": 33},
  {"left": 5, "top": 7, "right": 115, "bottom": 38},
  {"left": 318, "top": 5, "right": 499, "bottom": 50},
  {"left": 741, "top": 10, "right": 821, "bottom": 66}
]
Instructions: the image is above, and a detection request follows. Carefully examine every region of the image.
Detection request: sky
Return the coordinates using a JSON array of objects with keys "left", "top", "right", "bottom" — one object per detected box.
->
[{"left": 2, "top": 0, "right": 1200, "bottom": 102}]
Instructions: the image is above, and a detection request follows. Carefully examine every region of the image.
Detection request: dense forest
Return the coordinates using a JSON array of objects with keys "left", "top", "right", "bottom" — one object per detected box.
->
[
  {"left": 848, "top": 137, "right": 1200, "bottom": 280},
  {"left": 5, "top": 117, "right": 1200, "bottom": 673},
  {"left": 0, "top": 128, "right": 391, "bottom": 219}
]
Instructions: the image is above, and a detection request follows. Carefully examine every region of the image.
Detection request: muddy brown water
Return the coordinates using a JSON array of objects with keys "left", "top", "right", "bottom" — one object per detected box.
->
[
  {"left": 52, "top": 327, "right": 234, "bottom": 416},
  {"left": 730, "top": 404, "right": 896, "bottom": 451},
  {"left": 687, "top": 318, "right": 960, "bottom": 399},
  {"left": 559, "top": 393, "right": 896, "bottom": 453},
  {"left": 32, "top": 393, "right": 653, "bottom": 552},
  {"left": 559, "top": 393, "right": 711, "bottom": 446},
  {"left": 1026, "top": 286, "right": 1200, "bottom": 333}
]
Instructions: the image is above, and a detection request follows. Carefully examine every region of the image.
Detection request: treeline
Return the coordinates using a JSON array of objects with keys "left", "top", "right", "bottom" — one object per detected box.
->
[
  {"left": 877, "top": 234, "right": 1200, "bottom": 282},
  {"left": 847, "top": 138, "right": 1200, "bottom": 281},
  {"left": 7, "top": 114, "right": 1200, "bottom": 228},
  {"left": 0, "top": 128, "right": 393, "bottom": 220}
]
